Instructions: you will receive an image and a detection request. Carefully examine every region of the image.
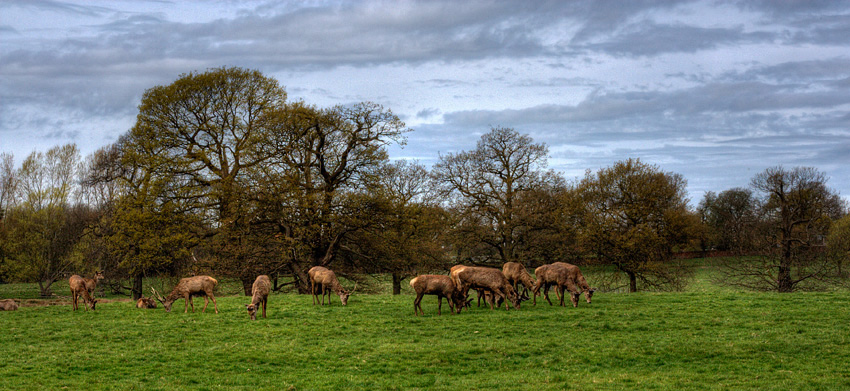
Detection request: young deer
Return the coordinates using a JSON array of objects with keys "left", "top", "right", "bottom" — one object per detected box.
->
[
  {"left": 0, "top": 299, "right": 19, "bottom": 311},
  {"left": 136, "top": 297, "right": 157, "bottom": 309},
  {"left": 246, "top": 275, "right": 271, "bottom": 320},
  {"left": 551, "top": 262, "right": 596, "bottom": 306},
  {"left": 69, "top": 275, "right": 98, "bottom": 311},
  {"left": 308, "top": 266, "right": 355, "bottom": 306}
]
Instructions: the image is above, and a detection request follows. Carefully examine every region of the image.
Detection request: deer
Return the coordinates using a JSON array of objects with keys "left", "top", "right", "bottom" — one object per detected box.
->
[
  {"left": 551, "top": 262, "right": 596, "bottom": 306},
  {"left": 151, "top": 275, "right": 219, "bottom": 313},
  {"left": 308, "top": 266, "right": 355, "bottom": 306},
  {"left": 69, "top": 275, "right": 98, "bottom": 311},
  {"left": 83, "top": 271, "right": 104, "bottom": 298},
  {"left": 450, "top": 265, "right": 521, "bottom": 310},
  {"left": 245, "top": 275, "right": 271, "bottom": 320},
  {"left": 409, "top": 274, "right": 467, "bottom": 316},
  {"left": 0, "top": 299, "right": 19, "bottom": 311},
  {"left": 135, "top": 297, "right": 157, "bottom": 309},
  {"left": 502, "top": 262, "right": 536, "bottom": 297}
]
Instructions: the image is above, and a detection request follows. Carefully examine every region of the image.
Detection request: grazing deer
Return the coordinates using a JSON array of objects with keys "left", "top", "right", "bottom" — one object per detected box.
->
[
  {"left": 409, "top": 275, "right": 466, "bottom": 316},
  {"left": 0, "top": 299, "right": 19, "bottom": 311},
  {"left": 551, "top": 262, "right": 596, "bottom": 306},
  {"left": 136, "top": 297, "right": 157, "bottom": 309},
  {"left": 502, "top": 262, "right": 536, "bottom": 297},
  {"left": 308, "top": 266, "right": 355, "bottom": 306},
  {"left": 69, "top": 275, "right": 98, "bottom": 311},
  {"left": 152, "top": 275, "right": 219, "bottom": 313},
  {"left": 246, "top": 275, "right": 271, "bottom": 320},
  {"left": 450, "top": 265, "right": 521, "bottom": 310}
]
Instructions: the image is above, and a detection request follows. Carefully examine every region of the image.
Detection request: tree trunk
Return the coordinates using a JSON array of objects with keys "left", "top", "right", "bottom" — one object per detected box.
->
[
  {"left": 132, "top": 275, "right": 143, "bottom": 300},
  {"left": 290, "top": 261, "right": 311, "bottom": 294},
  {"left": 241, "top": 276, "right": 253, "bottom": 296},
  {"left": 777, "top": 264, "right": 793, "bottom": 292},
  {"left": 39, "top": 280, "right": 55, "bottom": 297},
  {"left": 392, "top": 273, "right": 402, "bottom": 295},
  {"left": 628, "top": 271, "right": 637, "bottom": 293}
]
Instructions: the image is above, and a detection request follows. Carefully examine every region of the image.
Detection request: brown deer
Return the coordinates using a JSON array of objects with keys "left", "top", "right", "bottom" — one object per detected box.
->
[
  {"left": 308, "top": 266, "right": 355, "bottom": 306},
  {"left": 152, "top": 275, "right": 219, "bottom": 313},
  {"left": 552, "top": 262, "right": 596, "bottom": 306},
  {"left": 246, "top": 275, "right": 271, "bottom": 320},
  {"left": 0, "top": 299, "right": 19, "bottom": 311},
  {"left": 450, "top": 265, "right": 521, "bottom": 310},
  {"left": 84, "top": 271, "right": 104, "bottom": 298},
  {"left": 409, "top": 274, "right": 466, "bottom": 316},
  {"left": 136, "top": 297, "right": 157, "bottom": 309},
  {"left": 69, "top": 275, "right": 98, "bottom": 311},
  {"left": 502, "top": 262, "right": 536, "bottom": 297}
]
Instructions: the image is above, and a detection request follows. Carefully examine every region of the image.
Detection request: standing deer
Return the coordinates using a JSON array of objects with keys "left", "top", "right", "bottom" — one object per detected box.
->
[
  {"left": 84, "top": 271, "right": 104, "bottom": 298},
  {"left": 502, "top": 262, "right": 536, "bottom": 297},
  {"left": 552, "top": 262, "right": 596, "bottom": 305},
  {"left": 308, "top": 266, "right": 355, "bottom": 306},
  {"left": 0, "top": 299, "right": 19, "bottom": 311},
  {"left": 69, "top": 275, "right": 98, "bottom": 311},
  {"left": 152, "top": 275, "right": 219, "bottom": 313},
  {"left": 246, "top": 275, "right": 271, "bottom": 320},
  {"left": 450, "top": 265, "right": 521, "bottom": 310},
  {"left": 409, "top": 275, "right": 466, "bottom": 316}
]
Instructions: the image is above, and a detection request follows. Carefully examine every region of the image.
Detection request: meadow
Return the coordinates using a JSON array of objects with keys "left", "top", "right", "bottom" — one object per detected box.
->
[{"left": 1, "top": 264, "right": 849, "bottom": 390}]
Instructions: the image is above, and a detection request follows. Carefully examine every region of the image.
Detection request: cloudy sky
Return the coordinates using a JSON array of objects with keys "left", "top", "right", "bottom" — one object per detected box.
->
[{"left": 2, "top": 0, "right": 850, "bottom": 204}]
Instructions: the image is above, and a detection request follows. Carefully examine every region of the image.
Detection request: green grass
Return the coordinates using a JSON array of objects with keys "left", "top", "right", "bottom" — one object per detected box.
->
[{"left": 2, "top": 279, "right": 850, "bottom": 390}]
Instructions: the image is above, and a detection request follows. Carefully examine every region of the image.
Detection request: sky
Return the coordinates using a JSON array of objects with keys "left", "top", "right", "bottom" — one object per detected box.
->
[{"left": 2, "top": 0, "right": 850, "bottom": 205}]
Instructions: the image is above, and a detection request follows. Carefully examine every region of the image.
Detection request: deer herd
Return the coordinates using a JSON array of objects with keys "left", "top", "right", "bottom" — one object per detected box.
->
[{"left": 29, "top": 261, "right": 594, "bottom": 318}]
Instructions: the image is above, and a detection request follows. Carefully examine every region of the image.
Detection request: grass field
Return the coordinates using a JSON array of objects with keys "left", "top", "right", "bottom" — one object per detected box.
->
[{"left": 1, "top": 265, "right": 849, "bottom": 390}]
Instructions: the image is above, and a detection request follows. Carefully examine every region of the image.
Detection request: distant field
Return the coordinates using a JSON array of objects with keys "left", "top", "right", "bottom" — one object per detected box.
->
[{"left": 1, "top": 264, "right": 849, "bottom": 390}]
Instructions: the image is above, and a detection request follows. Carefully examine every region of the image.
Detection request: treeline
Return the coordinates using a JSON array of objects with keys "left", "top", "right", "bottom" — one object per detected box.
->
[{"left": 1, "top": 67, "right": 848, "bottom": 298}]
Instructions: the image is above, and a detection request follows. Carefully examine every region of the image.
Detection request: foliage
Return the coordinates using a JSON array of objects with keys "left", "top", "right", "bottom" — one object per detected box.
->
[
  {"left": 827, "top": 214, "right": 850, "bottom": 279},
  {"left": 578, "top": 158, "right": 694, "bottom": 292}
]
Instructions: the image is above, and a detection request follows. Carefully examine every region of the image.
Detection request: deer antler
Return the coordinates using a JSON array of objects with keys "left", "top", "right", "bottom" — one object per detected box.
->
[
  {"left": 150, "top": 287, "right": 165, "bottom": 304},
  {"left": 350, "top": 282, "right": 357, "bottom": 294}
]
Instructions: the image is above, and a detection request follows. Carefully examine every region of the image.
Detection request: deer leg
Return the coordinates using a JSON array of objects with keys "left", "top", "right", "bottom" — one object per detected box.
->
[
  {"left": 262, "top": 297, "right": 267, "bottom": 318},
  {"left": 556, "top": 285, "right": 565, "bottom": 307},
  {"left": 413, "top": 292, "right": 423, "bottom": 316},
  {"left": 202, "top": 296, "right": 209, "bottom": 313},
  {"left": 437, "top": 296, "right": 443, "bottom": 315},
  {"left": 71, "top": 290, "right": 77, "bottom": 311},
  {"left": 211, "top": 294, "right": 218, "bottom": 314},
  {"left": 186, "top": 296, "right": 192, "bottom": 313},
  {"left": 544, "top": 284, "right": 553, "bottom": 306},
  {"left": 311, "top": 281, "right": 317, "bottom": 305}
]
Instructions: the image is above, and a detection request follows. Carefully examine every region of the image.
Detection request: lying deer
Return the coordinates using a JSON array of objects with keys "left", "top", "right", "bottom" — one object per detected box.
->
[
  {"left": 450, "top": 265, "right": 521, "bottom": 310},
  {"left": 246, "top": 275, "right": 271, "bottom": 320},
  {"left": 69, "top": 275, "right": 98, "bottom": 311},
  {"left": 308, "top": 266, "right": 355, "bottom": 306},
  {"left": 136, "top": 297, "right": 157, "bottom": 309},
  {"left": 152, "top": 275, "right": 219, "bottom": 313},
  {"left": 410, "top": 274, "right": 466, "bottom": 316},
  {"left": 0, "top": 299, "right": 19, "bottom": 311}
]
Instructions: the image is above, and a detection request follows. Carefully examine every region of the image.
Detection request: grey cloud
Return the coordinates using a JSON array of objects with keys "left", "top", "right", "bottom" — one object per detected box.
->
[{"left": 583, "top": 22, "right": 774, "bottom": 57}]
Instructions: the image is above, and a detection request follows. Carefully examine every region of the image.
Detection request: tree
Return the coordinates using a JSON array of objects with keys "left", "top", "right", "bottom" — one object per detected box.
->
[
  {"left": 433, "top": 127, "right": 553, "bottom": 266},
  {"left": 698, "top": 188, "right": 758, "bottom": 253},
  {"left": 123, "top": 67, "right": 287, "bottom": 292},
  {"left": 260, "top": 101, "right": 409, "bottom": 292},
  {"left": 718, "top": 166, "right": 845, "bottom": 292},
  {"left": 2, "top": 145, "right": 88, "bottom": 296},
  {"left": 578, "top": 158, "right": 693, "bottom": 292},
  {"left": 827, "top": 214, "right": 850, "bottom": 279},
  {"left": 346, "top": 160, "right": 451, "bottom": 294}
]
